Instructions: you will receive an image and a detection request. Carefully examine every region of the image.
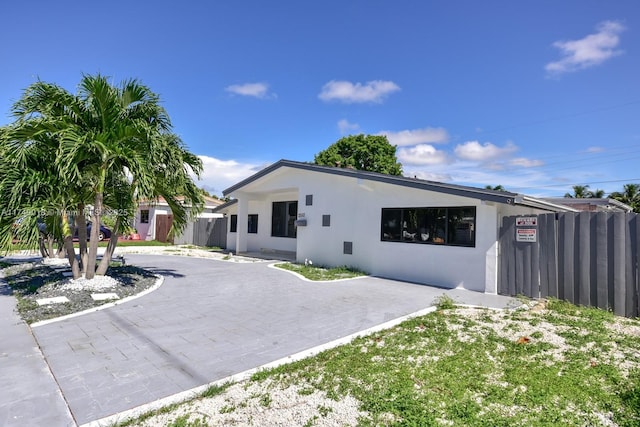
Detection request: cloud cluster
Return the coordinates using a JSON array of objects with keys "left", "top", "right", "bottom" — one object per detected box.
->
[
  {"left": 194, "top": 156, "right": 265, "bottom": 195},
  {"left": 318, "top": 80, "right": 400, "bottom": 104},
  {"left": 225, "top": 82, "right": 275, "bottom": 99},
  {"left": 546, "top": 20, "right": 625, "bottom": 76}
]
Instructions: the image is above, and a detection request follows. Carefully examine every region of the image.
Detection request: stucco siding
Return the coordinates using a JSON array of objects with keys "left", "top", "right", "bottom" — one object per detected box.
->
[{"left": 222, "top": 165, "right": 559, "bottom": 294}]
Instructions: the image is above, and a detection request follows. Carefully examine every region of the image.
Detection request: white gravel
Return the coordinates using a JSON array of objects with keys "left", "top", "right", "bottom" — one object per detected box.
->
[
  {"left": 55, "top": 275, "right": 121, "bottom": 291},
  {"left": 137, "top": 379, "right": 366, "bottom": 427}
]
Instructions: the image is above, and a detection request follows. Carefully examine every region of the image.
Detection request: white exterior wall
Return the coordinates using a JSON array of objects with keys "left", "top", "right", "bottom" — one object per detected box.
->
[
  {"left": 225, "top": 167, "right": 559, "bottom": 294},
  {"left": 292, "top": 171, "right": 499, "bottom": 293}
]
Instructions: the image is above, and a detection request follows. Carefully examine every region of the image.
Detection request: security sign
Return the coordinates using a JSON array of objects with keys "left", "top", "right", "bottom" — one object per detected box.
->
[
  {"left": 516, "top": 217, "right": 537, "bottom": 227},
  {"left": 516, "top": 228, "right": 537, "bottom": 242}
]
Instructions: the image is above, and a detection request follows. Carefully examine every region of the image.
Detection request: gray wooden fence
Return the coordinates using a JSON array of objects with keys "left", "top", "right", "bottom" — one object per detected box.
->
[
  {"left": 194, "top": 217, "right": 227, "bottom": 248},
  {"left": 174, "top": 217, "right": 227, "bottom": 248},
  {"left": 498, "top": 212, "right": 639, "bottom": 317}
]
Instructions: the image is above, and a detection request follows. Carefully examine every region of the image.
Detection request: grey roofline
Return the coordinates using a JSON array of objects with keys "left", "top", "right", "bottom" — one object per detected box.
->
[
  {"left": 212, "top": 199, "right": 238, "bottom": 213},
  {"left": 222, "top": 159, "right": 571, "bottom": 211},
  {"left": 542, "top": 197, "right": 633, "bottom": 213}
]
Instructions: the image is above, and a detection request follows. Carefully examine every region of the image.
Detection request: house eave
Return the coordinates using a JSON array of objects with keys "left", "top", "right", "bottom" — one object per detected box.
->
[{"left": 223, "top": 159, "right": 525, "bottom": 205}]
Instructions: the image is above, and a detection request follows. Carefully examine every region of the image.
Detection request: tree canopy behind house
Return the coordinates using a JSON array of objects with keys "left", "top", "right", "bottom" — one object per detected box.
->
[
  {"left": 610, "top": 183, "right": 640, "bottom": 212},
  {"left": 314, "top": 134, "right": 403, "bottom": 176}
]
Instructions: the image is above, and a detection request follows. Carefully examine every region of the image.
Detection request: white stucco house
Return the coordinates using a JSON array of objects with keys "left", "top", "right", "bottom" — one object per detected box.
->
[
  {"left": 136, "top": 195, "right": 224, "bottom": 242},
  {"left": 214, "top": 160, "right": 575, "bottom": 294}
]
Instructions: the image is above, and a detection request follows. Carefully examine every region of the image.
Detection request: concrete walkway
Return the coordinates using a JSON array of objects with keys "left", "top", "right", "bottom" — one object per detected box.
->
[
  {"left": 0, "top": 270, "right": 75, "bottom": 427},
  {"left": 2, "top": 254, "right": 520, "bottom": 426}
]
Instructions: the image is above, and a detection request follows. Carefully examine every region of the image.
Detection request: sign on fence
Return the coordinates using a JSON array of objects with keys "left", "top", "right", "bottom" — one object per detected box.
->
[
  {"left": 516, "top": 228, "right": 537, "bottom": 242},
  {"left": 516, "top": 216, "right": 537, "bottom": 226}
]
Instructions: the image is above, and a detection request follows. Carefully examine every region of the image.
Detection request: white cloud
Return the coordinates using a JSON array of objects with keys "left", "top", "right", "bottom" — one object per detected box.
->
[
  {"left": 454, "top": 141, "right": 518, "bottom": 162},
  {"left": 195, "top": 155, "right": 264, "bottom": 195},
  {"left": 545, "top": 20, "right": 625, "bottom": 76},
  {"left": 586, "top": 146, "right": 604, "bottom": 153},
  {"left": 337, "top": 119, "right": 360, "bottom": 134},
  {"left": 379, "top": 127, "right": 449, "bottom": 146},
  {"left": 509, "top": 157, "right": 544, "bottom": 167},
  {"left": 225, "top": 82, "right": 275, "bottom": 99},
  {"left": 318, "top": 80, "right": 400, "bottom": 103},
  {"left": 397, "top": 144, "right": 451, "bottom": 166}
]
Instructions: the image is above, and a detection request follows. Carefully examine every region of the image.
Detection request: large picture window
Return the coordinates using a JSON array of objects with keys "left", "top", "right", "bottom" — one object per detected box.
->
[
  {"left": 381, "top": 207, "right": 476, "bottom": 247},
  {"left": 272, "top": 201, "right": 298, "bottom": 238}
]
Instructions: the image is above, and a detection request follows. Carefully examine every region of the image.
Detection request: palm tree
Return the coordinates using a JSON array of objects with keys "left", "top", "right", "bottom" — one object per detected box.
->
[
  {"left": 589, "top": 188, "right": 605, "bottom": 198},
  {"left": 610, "top": 183, "right": 640, "bottom": 212},
  {"left": 564, "top": 185, "right": 591, "bottom": 198},
  {"left": 1, "top": 74, "right": 204, "bottom": 278},
  {"left": 485, "top": 185, "right": 507, "bottom": 191}
]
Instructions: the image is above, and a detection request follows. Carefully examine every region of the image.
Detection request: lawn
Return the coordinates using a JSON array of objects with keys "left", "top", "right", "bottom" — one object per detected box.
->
[
  {"left": 274, "top": 262, "right": 366, "bottom": 281},
  {"left": 125, "top": 298, "right": 640, "bottom": 426}
]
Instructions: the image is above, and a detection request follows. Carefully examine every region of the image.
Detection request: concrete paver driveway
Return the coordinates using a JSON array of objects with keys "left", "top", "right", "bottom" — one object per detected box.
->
[{"left": 32, "top": 254, "right": 517, "bottom": 425}]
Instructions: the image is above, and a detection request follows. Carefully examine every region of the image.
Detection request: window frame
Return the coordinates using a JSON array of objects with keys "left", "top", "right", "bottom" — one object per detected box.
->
[
  {"left": 140, "top": 209, "right": 150, "bottom": 224},
  {"left": 248, "top": 214, "right": 258, "bottom": 234},
  {"left": 380, "top": 206, "right": 476, "bottom": 247},
  {"left": 271, "top": 201, "right": 298, "bottom": 238}
]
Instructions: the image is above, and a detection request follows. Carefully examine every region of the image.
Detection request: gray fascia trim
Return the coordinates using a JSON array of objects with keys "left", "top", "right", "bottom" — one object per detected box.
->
[
  {"left": 606, "top": 198, "right": 634, "bottom": 212},
  {"left": 223, "top": 159, "right": 520, "bottom": 205},
  {"left": 514, "top": 195, "right": 578, "bottom": 212},
  {"left": 212, "top": 199, "right": 238, "bottom": 213}
]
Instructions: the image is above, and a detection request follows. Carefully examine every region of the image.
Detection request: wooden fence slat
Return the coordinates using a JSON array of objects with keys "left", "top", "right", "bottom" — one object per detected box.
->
[
  {"left": 542, "top": 213, "right": 558, "bottom": 298},
  {"left": 531, "top": 221, "right": 541, "bottom": 298},
  {"left": 559, "top": 213, "right": 576, "bottom": 303},
  {"left": 594, "top": 213, "right": 609, "bottom": 310},
  {"left": 626, "top": 214, "right": 637, "bottom": 317},
  {"left": 613, "top": 213, "right": 626, "bottom": 317},
  {"left": 577, "top": 212, "right": 591, "bottom": 307},
  {"left": 521, "top": 238, "right": 532, "bottom": 297}
]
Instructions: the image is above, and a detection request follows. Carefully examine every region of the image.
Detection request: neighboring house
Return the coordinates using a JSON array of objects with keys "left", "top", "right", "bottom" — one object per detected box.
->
[
  {"left": 214, "top": 160, "right": 575, "bottom": 294},
  {"left": 542, "top": 197, "right": 633, "bottom": 213},
  {"left": 136, "top": 195, "right": 224, "bottom": 242}
]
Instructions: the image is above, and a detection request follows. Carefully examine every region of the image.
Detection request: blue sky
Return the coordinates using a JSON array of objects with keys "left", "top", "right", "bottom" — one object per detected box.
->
[{"left": 1, "top": 1, "right": 639, "bottom": 197}]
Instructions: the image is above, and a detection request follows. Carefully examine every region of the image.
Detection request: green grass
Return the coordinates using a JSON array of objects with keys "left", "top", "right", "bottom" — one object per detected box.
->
[
  {"left": 115, "top": 300, "right": 640, "bottom": 426},
  {"left": 274, "top": 262, "right": 366, "bottom": 281},
  {"left": 245, "top": 301, "right": 640, "bottom": 426}
]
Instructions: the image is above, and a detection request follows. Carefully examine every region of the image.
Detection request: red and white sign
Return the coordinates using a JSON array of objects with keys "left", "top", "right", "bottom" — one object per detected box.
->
[
  {"left": 516, "top": 228, "right": 537, "bottom": 242},
  {"left": 516, "top": 217, "right": 537, "bottom": 227}
]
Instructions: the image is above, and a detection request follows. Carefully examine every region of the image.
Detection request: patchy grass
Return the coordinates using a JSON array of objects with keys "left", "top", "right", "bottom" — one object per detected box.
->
[
  {"left": 126, "top": 299, "right": 640, "bottom": 426},
  {"left": 274, "top": 262, "right": 366, "bottom": 281}
]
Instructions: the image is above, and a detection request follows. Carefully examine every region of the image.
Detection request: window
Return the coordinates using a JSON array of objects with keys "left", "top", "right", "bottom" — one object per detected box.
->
[
  {"left": 248, "top": 214, "right": 258, "bottom": 234},
  {"left": 306, "top": 195, "right": 313, "bottom": 206},
  {"left": 322, "top": 215, "right": 331, "bottom": 227},
  {"left": 140, "top": 210, "right": 150, "bottom": 224},
  {"left": 272, "top": 201, "right": 298, "bottom": 238},
  {"left": 230, "top": 214, "right": 238, "bottom": 232},
  {"left": 380, "top": 207, "right": 476, "bottom": 247}
]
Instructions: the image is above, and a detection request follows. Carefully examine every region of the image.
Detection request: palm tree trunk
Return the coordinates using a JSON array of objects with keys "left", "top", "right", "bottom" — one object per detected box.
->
[
  {"left": 85, "top": 192, "right": 103, "bottom": 280},
  {"left": 76, "top": 203, "right": 88, "bottom": 274},
  {"left": 60, "top": 211, "right": 81, "bottom": 279},
  {"left": 96, "top": 217, "right": 120, "bottom": 275},
  {"left": 63, "top": 236, "right": 80, "bottom": 279},
  {"left": 38, "top": 237, "right": 48, "bottom": 258}
]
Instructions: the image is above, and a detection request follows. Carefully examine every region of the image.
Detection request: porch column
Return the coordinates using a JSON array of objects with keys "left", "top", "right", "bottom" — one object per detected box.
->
[{"left": 235, "top": 195, "right": 248, "bottom": 253}]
